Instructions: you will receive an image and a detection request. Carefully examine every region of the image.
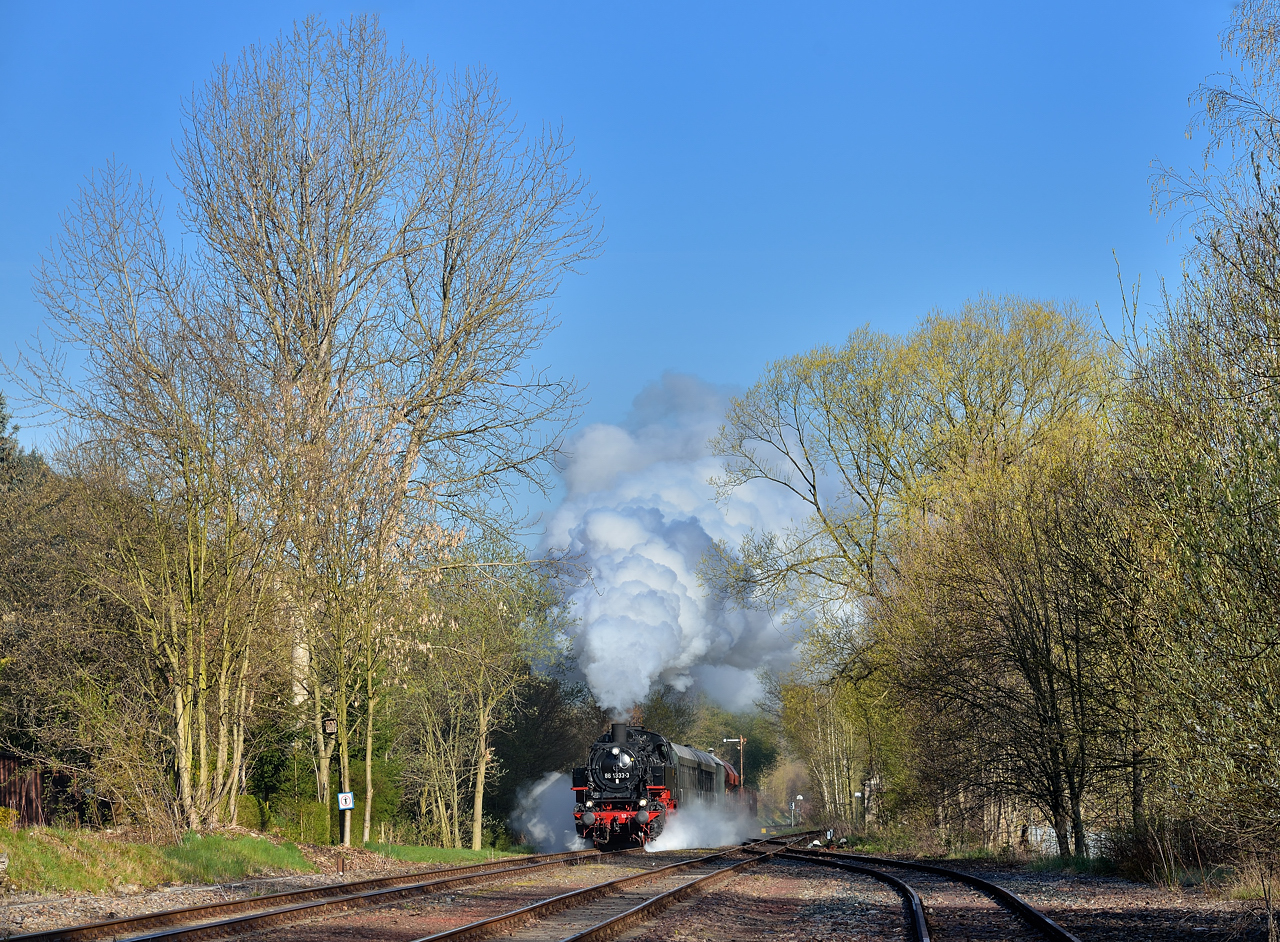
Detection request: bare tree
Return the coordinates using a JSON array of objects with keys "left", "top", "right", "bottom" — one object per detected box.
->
[
  {"left": 16, "top": 14, "right": 598, "bottom": 838},
  {"left": 13, "top": 164, "right": 277, "bottom": 830}
]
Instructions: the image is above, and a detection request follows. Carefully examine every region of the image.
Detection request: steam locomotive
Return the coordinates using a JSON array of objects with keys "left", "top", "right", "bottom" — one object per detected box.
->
[{"left": 570, "top": 722, "right": 758, "bottom": 849}]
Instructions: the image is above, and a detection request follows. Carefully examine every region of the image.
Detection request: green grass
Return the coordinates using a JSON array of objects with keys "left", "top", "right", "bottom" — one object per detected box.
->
[
  {"left": 0, "top": 828, "right": 316, "bottom": 894},
  {"left": 363, "top": 843, "right": 527, "bottom": 865},
  {"left": 0, "top": 829, "right": 561, "bottom": 895},
  {"left": 163, "top": 832, "right": 315, "bottom": 884},
  {"left": 0, "top": 829, "right": 170, "bottom": 894},
  {"left": 1224, "top": 874, "right": 1267, "bottom": 900}
]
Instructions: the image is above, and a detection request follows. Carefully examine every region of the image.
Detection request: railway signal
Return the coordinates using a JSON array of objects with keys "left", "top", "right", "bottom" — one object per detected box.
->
[
  {"left": 722, "top": 735, "right": 747, "bottom": 785},
  {"left": 791, "top": 794, "right": 804, "bottom": 827}
]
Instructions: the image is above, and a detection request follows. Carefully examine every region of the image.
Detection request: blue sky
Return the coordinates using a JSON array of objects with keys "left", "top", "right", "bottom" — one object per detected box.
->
[{"left": 1, "top": 1, "right": 1232, "bottom": 448}]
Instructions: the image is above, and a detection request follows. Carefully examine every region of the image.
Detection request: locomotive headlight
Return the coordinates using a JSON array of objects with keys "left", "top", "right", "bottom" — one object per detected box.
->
[
  {"left": 639, "top": 799, "right": 647, "bottom": 807},
  {"left": 585, "top": 800, "right": 593, "bottom": 808},
  {"left": 611, "top": 747, "right": 620, "bottom": 755}
]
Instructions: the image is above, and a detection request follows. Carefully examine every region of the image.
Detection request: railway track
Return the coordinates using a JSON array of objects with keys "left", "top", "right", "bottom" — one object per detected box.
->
[
  {"left": 11, "top": 833, "right": 1084, "bottom": 942},
  {"left": 473, "top": 836, "right": 1073, "bottom": 942},
  {"left": 780, "top": 846, "right": 1084, "bottom": 942},
  {"left": 11, "top": 848, "right": 614, "bottom": 942},
  {"left": 12, "top": 838, "right": 809, "bottom": 942},
  {"left": 402, "top": 838, "right": 798, "bottom": 942}
]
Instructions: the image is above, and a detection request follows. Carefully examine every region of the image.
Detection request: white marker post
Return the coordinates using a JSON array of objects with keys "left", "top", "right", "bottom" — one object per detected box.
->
[{"left": 338, "top": 791, "right": 355, "bottom": 850}]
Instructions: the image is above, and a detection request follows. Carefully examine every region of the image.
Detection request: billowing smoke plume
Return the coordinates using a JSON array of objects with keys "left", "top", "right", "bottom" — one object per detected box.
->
[
  {"left": 510, "top": 772, "right": 589, "bottom": 852},
  {"left": 542, "top": 373, "right": 806, "bottom": 716}
]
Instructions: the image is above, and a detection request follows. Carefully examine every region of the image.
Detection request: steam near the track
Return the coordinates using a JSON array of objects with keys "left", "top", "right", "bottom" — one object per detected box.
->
[
  {"left": 643, "top": 798, "right": 757, "bottom": 852},
  {"left": 543, "top": 374, "right": 805, "bottom": 716},
  {"left": 510, "top": 772, "right": 589, "bottom": 852}
]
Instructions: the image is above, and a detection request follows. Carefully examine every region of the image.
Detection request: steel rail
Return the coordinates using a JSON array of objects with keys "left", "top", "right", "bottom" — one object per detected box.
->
[
  {"left": 798, "top": 848, "right": 1083, "bottom": 942},
  {"left": 406, "top": 838, "right": 799, "bottom": 942},
  {"left": 773, "top": 851, "right": 930, "bottom": 942},
  {"left": 12, "top": 848, "right": 612, "bottom": 942},
  {"left": 556, "top": 841, "right": 794, "bottom": 942}
]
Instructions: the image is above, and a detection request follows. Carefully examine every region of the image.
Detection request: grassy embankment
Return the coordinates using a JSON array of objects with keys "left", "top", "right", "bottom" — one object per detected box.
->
[
  {"left": 0, "top": 830, "right": 315, "bottom": 893},
  {"left": 0, "top": 830, "right": 533, "bottom": 895}
]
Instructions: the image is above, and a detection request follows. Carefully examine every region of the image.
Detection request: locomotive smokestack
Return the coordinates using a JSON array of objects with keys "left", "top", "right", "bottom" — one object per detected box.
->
[{"left": 611, "top": 721, "right": 628, "bottom": 746}]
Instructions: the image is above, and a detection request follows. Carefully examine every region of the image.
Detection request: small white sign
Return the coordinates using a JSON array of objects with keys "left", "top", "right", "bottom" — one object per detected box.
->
[{"left": 337, "top": 791, "right": 355, "bottom": 810}]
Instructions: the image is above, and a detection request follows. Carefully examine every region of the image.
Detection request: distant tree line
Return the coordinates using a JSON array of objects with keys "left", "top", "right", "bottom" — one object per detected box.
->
[{"left": 708, "top": 0, "right": 1280, "bottom": 895}]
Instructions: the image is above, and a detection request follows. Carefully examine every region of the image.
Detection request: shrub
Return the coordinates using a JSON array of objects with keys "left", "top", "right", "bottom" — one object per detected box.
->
[
  {"left": 274, "top": 800, "right": 331, "bottom": 844},
  {"left": 235, "top": 796, "right": 269, "bottom": 832}
]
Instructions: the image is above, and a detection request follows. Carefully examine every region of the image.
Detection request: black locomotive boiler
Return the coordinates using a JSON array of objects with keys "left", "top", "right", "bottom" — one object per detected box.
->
[{"left": 570, "top": 722, "right": 757, "bottom": 849}]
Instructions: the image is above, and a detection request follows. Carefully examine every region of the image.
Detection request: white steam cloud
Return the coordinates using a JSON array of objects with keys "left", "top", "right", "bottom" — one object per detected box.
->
[
  {"left": 644, "top": 799, "right": 758, "bottom": 852},
  {"left": 510, "top": 772, "right": 589, "bottom": 852},
  {"left": 543, "top": 373, "right": 806, "bottom": 716}
]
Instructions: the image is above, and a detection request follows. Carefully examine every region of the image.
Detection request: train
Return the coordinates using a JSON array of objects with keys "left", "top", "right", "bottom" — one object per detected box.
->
[{"left": 570, "top": 722, "right": 758, "bottom": 849}]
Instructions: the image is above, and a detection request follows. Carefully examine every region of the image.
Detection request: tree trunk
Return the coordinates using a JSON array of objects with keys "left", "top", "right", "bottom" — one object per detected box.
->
[
  {"left": 363, "top": 693, "right": 375, "bottom": 844},
  {"left": 339, "top": 702, "right": 351, "bottom": 847},
  {"left": 214, "top": 665, "right": 230, "bottom": 823},
  {"left": 471, "top": 732, "right": 489, "bottom": 852},
  {"left": 1131, "top": 745, "right": 1147, "bottom": 839},
  {"left": 1065, "top": 753, "right": 1088, "bottom": 858},
  {"left": 1049, "top": 763, "right": 1071, "bottom": 857},
  {"left": 436, "top": 793, "right": 451, "bottom": 848},
  {"left": 197, "top": 627, "right": 210, "bottom": 824},
  {"left": 1052, "top": 808, "right": 1071, "bottom": 857},
  {"left": 1070, "top": 789, "right": 1087, "bottom": 858},
  {"left": 314, "top": 706, "right": 332, "bottom": 805},
  {"left": 452, "top": 774, "right": 462, "bottom": 849},
  {"left": 174, "top": 682, "right": 198, "bottom": 832},
  {"left": 226, "top": 673, "right": 251, "bottom": 827}
]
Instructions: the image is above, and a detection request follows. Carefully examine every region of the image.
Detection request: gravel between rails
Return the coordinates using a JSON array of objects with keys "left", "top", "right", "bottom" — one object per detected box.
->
[
  {"left": 845, "top": 861, "right": 1039, "bottom": 942},
  {"left": 491, "top": 851, "right": 757, "bottom": 942},
  {"left": 834, "top": 855, "right": 1268, "bottom": 942},
  {"left": 224, "top": 853, "right": 706, "bottom": 942},
  {"left": 617, "top": 857, "right": 909, "bottom": 942},
  {"left": 0, "top": 856, "right": 540, "bottom": 937},
  {"left": 3, "top": 849, "right": 1269, "bottom": 942},
  {"left": 941, "top": 862, "right": 1268, "bottom": 941},
  {"left": 0, "top": 870, "right": 396, "bottom": 936}
]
